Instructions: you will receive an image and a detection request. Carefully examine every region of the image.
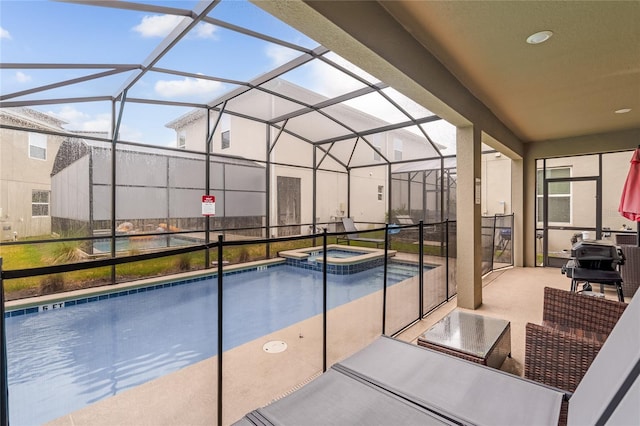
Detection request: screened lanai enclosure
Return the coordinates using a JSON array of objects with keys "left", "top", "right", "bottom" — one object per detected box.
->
[
  {"left": 391, "top": 157, "right": 458, "bottom": 223},
  {"left": 0, "top": 1, "right": 515, "bottom": 425},
  {"left": 0, "top": 0, "right": 461, "bottom": 243},
  {"left": 0, "top": 0, "right": 484, "bottom": 264}
]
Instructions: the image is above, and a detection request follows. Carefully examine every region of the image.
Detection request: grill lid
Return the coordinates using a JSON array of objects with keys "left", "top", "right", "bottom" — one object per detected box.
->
[{"left": 570, "top": 240, "right": 624, "bottom": 270}]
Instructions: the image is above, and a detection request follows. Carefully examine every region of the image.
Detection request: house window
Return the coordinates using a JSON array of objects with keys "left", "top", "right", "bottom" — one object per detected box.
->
[
  {"left": 393, "top": 139, "right": 402, "bottom": 161},
  {"left": 536, "top": 167, "right": 571, "bottom": 224},
  {"left": 32, "top": 190, "right": 50, "bottom": 217},
  {"left": 221, "top": 130, "right": 230, "bottom": 149},
  {"left": 29, "top": 132, "right": 47, "bottom": 160},
  {"left": 178, "top": 131, "right": 186, "bottom": 149},
  {"left": 377, "top": 185, "right": 384, "bottom": 201}
]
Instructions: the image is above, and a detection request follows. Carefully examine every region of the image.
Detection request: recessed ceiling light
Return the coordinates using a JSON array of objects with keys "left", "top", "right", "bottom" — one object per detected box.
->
[
  {"left": 615, "top": 108, "right": 632, "bottom": 114},
  {"left": 526, "top": 30, "right": 553, "bottom": 45}
]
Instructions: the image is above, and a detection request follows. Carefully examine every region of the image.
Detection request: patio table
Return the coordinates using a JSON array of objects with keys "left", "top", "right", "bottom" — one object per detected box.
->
[{"left": 418, "top": 310, "right": 511, "bottom": 369}]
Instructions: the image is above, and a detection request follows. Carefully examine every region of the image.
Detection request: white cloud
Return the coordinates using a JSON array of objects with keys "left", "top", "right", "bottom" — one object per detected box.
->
[
  {"left": 133, "top": 14, "right": 183, "bottom": 38},
  {"left": 15, "top": 71, "right": 31, "bottom": 83},
  {"left": 0, "top": 27, "right": 11, "bottom": 39},
  {"left": 155, "top": 76, "right": 224, "bottom": 99},
  {"left": 51, "top": 106, "right": 90, "bottom": 124},
  {"left": 194, "top": 22, "right": 217, "bottom": 39},
  {"left": 51, "top": 106, "right": 111, "bottom": 133},
  {"left": 266, "top": 44, "right": 300, "bottom": 68},
  {"left": 133, "top": 14, "right": 216, "bottom": 39},
  {"left": 44, "top": 105, "right": 175, "bottom": 145}
]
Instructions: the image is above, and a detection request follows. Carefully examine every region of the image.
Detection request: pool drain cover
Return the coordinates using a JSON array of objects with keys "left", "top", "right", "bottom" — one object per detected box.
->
[{"left": 263, "top": 340, "right": 287, "bottom": 354}]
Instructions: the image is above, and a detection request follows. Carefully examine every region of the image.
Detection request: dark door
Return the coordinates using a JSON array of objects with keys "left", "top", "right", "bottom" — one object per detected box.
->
[{"left": 277, "top": 176, "right": 301, "bottom": 236}]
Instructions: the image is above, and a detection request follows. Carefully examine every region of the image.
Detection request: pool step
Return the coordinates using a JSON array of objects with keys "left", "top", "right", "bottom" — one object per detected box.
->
[{"left": 375, "top": 267, "right": 421, "bottom": 282}]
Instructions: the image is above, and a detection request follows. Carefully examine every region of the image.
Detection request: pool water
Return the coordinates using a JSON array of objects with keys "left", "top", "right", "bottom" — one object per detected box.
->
[
  {"left": 307, "top": 249, "right": 365, "bottom": 262},
  {"left": 5, "top": 261, "right": 427, "bottom": 425}
]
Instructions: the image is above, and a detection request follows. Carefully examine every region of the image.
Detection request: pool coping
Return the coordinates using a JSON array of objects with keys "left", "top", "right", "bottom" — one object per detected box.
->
[{"left": 5, "top": 257, "right": 285, "bottom": 313}]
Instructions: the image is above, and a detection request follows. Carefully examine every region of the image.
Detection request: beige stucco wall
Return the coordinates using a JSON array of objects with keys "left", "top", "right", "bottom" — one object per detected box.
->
[{"left": 482, "top": 153, "right": 512, "bottom": 216}]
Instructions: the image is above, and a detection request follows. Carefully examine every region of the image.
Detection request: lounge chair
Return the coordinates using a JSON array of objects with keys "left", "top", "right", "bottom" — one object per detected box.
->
[
  {"left": 393, "top": 215, "right": 444, "bottom": 247},
  {"left": 235, "top": 285, "right": 640, "bottom": 425},
  {"left": 394, "top": 214, "right": 415, "bottom": 225},
  {"left": 336, "top": 217, "right": 385, "bottom": 248}
]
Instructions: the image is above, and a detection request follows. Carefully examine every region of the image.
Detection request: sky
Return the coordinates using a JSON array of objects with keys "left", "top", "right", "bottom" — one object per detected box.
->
[{"left": 0, "top": 0, "right": 456, "bottom": 152}]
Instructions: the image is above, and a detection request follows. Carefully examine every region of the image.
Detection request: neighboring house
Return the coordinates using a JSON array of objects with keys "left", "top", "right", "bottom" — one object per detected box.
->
[
  {"left": 0, "top": 107, "right": 66, "bottom": 240},
  {"left": 166, "top": 79, "right": 446, "bottom": 235}
]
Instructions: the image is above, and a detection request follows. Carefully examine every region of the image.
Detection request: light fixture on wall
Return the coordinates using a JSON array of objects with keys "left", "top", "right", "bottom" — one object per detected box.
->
[
  {"left": 615, "top": 108, "right": 632, "bottom": 114},
  {"left": 526, "top": 30, "right": 553, "bottom": 45}
]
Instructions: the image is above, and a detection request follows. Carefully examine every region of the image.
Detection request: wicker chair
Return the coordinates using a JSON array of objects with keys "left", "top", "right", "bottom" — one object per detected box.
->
[
  {"left": 525, "top": 287, "right": 628, "bottom": 394},
  {"left": 619, "top": 244, "right": 640, "bottom": 299}
]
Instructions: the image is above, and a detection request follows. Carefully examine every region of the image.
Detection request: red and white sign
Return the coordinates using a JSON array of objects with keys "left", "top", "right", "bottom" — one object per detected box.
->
[{"left": 202, "top": 195, "right": 216, "bottom": 216}]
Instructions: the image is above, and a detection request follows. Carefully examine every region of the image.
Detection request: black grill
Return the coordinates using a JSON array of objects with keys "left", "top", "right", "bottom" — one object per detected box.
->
[
  {"left": 562, "top": 240, "right": 626, "bottom": 301},
  {"left": 570, "top": 240, "right": 625, "bottom": 270}
]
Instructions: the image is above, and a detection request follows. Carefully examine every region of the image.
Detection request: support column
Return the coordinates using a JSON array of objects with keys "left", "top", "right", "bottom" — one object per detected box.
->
[
  {"left": 511, "top": 158, "right": 524, "bottom": 267},
  {"left": 456, "top": 126, "right": 482, "bottom": 309}
]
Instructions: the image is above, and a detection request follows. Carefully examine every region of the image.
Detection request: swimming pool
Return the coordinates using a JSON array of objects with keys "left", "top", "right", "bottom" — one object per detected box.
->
[{"left": 5, "top": 260, "right": 429, "bottom": 425}]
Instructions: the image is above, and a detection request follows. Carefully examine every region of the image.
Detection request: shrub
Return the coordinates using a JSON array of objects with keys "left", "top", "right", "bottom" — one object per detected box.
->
[
  {"left": 51, "top": 241, "right": 87, "bottom": 264},
  {"left": 177, "top": 254, "right": 191, "bottom": 271},
  {"left": 238, "top": 247, "right": 250, "bottom": 263},
  {"left": 40, "top": 274, "right": 65, "bottom": 295}
]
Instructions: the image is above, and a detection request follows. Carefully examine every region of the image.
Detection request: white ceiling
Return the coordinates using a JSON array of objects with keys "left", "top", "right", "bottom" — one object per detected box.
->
[{"left": 378, "top": 1, "right": 640, "bottom": 143}]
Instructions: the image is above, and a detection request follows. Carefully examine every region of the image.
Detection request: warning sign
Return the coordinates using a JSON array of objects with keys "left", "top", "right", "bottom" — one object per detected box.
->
[{"left": 202, "top": 195, "right": 216, "bottom": 216}]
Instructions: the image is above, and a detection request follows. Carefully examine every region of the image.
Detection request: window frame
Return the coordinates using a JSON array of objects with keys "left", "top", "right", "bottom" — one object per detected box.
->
[
  {"left": 32, "top": 190, "right": 50, "bottom": 217},
  {"left": 29, "top": 132, "right": 47, "bottom": 160},
  {"left": 221, "top": 130, "right": 230, "bottom": 150},
  {"left": 536, "top": 167, "right": 572, "bottom": 225}
]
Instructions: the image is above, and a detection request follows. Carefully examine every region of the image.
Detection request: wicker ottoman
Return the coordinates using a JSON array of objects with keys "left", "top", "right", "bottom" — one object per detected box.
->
[{"left": 418, "top": 310, "right": 511, "bottom": 369}]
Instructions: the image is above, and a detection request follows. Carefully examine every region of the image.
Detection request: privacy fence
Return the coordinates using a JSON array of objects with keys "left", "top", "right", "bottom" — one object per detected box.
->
[{"left": 1, "top": 217, "right": 512, "bottom": 425}]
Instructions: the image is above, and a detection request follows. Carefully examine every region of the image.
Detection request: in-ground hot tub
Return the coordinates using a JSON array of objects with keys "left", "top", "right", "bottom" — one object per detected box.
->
[{"left": 279, "top": 244, "right": 397, "bottom": 274}]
